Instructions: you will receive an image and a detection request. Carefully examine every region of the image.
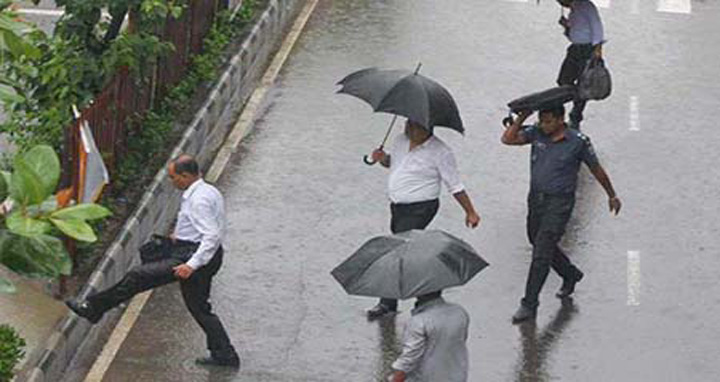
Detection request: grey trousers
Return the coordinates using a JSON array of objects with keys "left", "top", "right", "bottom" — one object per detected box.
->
[{"left": 521, "top": 192, "right": 582, "bottom": 308}]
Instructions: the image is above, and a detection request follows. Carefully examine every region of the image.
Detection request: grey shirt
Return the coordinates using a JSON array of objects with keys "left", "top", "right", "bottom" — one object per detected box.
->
[
  {"left": 522, "top": 126, "right": 600, "bottom": 195},
  {"left": 392, "top": 298, "right": 469, "bottom": 382},
  {"left": 567, "top": 0, "right": 604, "bottom": 46}
]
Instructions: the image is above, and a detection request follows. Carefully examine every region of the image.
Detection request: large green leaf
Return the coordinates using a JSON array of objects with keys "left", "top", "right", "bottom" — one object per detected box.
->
[
  {"left": 6, "top": 212, "right": 51, "bottom": 236},
  {"left": 51, "top": 203, "right": 111, "bottom": 221},
  {"left": 22, "top": 145, "right": 60, "bottom": 197},
  {"left": 11, "top": 156, "right": 47, "bottom": 206},
  {"left": 0, "top": 277, "right": 15, "bottom": 293},
  {"left": 0, "top": 233, "right": 71, "bottom": 278},
  {"left": 0, "top": 83, "right": 24, "bottom": 103},
  {"left": 49, "top": 218, "right": 97, "bottom": 242},
  {"left": 0, "top": 170, "right": 7, "bottom": 202}
]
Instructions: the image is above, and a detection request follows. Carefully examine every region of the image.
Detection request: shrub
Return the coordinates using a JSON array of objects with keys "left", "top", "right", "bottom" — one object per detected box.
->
[{"left": 0, "top": 324, "right": 25, "bottom": 382}]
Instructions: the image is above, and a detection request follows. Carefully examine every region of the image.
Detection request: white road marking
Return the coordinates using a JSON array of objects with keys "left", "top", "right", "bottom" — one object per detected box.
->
[
  {"left": 594, "top": 0, "right": 611, "bottom": 9},
  {"left": 627, "top": 251, "right": 641, "bottom": 306},
  {"left": 16, "top": 8, "right": 64, "bottom": 17},
  {"left": 657, "top": 0, "right": 692, "bottom": 14},
  {"left": 629, "top": 96, "right": 640, "bottom": 131},
  {"left": 17, "top": 8, "right": 112, "bottom": 19},
  {"left": 631, "top": 0, "right": 641, "bottom": 14}
]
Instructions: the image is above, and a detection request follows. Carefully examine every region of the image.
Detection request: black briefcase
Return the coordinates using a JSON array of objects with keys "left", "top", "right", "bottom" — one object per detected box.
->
[{"left": 139, "top": 235, "right": 173, "bottom": 264}]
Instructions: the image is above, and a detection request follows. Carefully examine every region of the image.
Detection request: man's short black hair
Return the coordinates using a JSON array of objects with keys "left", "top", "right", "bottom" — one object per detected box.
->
[
  {"left": 539, "top": 105, "right": 566, "bottom": 119},
  {"left": 172, "top": 154, "right": 199, "bottom": 176}
]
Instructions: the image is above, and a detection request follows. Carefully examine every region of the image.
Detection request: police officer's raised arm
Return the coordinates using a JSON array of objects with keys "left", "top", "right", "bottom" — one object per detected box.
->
[{"left": 501, "top": 110, "right": 533, "bottom": 146}]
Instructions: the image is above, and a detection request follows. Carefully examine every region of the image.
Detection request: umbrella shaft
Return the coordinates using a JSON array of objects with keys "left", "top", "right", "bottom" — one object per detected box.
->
[{"left": 380, "top": 114, "right": 399, "bottom": 148}]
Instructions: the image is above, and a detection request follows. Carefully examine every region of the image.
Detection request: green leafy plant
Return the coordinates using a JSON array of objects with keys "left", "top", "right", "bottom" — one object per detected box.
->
[
  {"left": 0, "top": 145, "right": 111, "bottom": 292},
  {"left": 0, "top": 324, "right": 25, "bottom": 382}
]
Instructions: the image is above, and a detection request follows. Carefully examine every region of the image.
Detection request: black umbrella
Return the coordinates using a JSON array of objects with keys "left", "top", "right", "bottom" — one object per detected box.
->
[
  {"left": 331, "top": 230, "right": 488, "bottom": 299},
  {"left": 337, "top": 64, "right": 464, "bottom": 165}
]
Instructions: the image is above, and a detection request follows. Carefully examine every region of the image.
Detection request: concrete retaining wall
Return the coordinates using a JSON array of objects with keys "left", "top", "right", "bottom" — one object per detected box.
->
[{"left": 15, "top": 1, "right": 305, "bottom": 380}]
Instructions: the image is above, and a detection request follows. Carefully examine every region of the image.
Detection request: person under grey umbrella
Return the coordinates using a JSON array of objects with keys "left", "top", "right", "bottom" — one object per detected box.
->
[
  {"left": 331, "top": 229, "right": 485, "bottom": 382},
  {"left": 501, "top": 105, "right": 621, "bottom": 323},
  {"left": 556, "top": 0, "right": 605, "bottom": 129},
  {"left": 65, "top": 155, "right": 240, "bottom": 367},
  {"left": 366, "top": 120, "right": 481, "bottom": 319},
  {"left": 388, "top": 290, "right": 470, "bottom": 382}
]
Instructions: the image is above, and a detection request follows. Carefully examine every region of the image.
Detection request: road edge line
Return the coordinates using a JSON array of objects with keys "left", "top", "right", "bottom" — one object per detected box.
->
[
  {"left": 206, "top": 0, "right": 319, "bottom": 182},
  {"left": 82, "top": 1, "right": 319, "bottom": 380}
]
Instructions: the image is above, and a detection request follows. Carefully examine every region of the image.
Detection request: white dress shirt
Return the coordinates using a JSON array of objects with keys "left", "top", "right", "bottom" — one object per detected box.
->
[
  {"left": 567, "top": 0, "right": 604, "bottom": 46},
  {"left": 173, "top": 179, "right": 226, "bottom": 270},
  {"left": 388, "top": 134, "right": 465, "bottom": 204},
  {"left": 392, "top": 298, "right": 470, "bottom": 382}
]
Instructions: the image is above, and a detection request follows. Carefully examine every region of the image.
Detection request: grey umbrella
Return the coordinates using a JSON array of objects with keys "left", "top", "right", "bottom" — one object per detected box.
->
[
  {"left": 337, "top": 66, "right": 464, "bottom": 133},
  {"left": 331, "top": 230, "right": 488, "bottom": 299},
  {"left": 337, "top": 65, "right": 464, "bottom": 165}
]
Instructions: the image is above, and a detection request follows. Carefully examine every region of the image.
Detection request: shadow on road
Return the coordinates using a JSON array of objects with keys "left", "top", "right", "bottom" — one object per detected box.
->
[{"left": 514, "top": 298, "right": 579, "bottom": 382}]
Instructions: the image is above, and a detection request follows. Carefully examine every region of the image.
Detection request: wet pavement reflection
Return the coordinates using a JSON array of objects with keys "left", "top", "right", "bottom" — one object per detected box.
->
[
  {"left": 514, "top": 298, "right": 578, "bottom": 382},
  {"left": 374, "top": 315, "right": 401, "bottom": 382}
]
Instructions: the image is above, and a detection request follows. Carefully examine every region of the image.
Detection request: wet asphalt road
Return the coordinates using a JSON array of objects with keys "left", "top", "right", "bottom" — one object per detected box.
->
[{"left": 96, "top": 1, "right": 720, "bottom": 381}]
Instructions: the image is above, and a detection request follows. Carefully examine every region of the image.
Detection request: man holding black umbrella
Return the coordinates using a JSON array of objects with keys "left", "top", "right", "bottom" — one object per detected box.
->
[
  {"left": 366, "top": 120, "right": 481, "bottom": 319},
  {"left": 501, "top": 106, "right": 621, "bottom": 323},
  {"left": 557, "top": 0, "right": 604, "bottom": 129}
]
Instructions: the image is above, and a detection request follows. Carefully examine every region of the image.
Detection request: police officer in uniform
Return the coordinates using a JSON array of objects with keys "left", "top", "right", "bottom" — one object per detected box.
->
[{"left": 501, "top": 106, "right": 621, "bottom": 323}]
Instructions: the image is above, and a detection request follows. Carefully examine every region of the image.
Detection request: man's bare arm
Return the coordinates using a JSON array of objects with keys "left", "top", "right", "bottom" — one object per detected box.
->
[
  {"left": 501, "top": 111, "right": 532, "bottom": 146},
  {"left": 589, "top": 164, "right": 621, "bottom": 215}
]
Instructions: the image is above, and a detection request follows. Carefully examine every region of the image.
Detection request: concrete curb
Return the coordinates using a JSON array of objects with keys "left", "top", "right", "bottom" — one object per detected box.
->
[{"left": 15, "top": 1, "right": 306, "bottom": 381}]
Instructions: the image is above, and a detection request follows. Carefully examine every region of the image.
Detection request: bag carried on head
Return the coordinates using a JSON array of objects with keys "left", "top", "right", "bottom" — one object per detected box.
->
[{"left": 578, "top": 56, "right": 612, "bottom": 101}]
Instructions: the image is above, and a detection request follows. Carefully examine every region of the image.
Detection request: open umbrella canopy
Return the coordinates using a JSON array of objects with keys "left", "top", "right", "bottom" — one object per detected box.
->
[
  {"left": 331, "top": 230, "right": 488, "bottom": 299},
  {"left": 337, "top": 67, "right": 464, "bottom": 133}
]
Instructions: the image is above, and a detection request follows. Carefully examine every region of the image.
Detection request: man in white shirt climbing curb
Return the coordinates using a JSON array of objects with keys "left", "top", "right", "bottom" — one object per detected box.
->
[
  {"left": 66, "top": 154, "right": 240, "bottom": 368},
  {"left": 366, "top": 119, "right": 481, "bottom": 320}
]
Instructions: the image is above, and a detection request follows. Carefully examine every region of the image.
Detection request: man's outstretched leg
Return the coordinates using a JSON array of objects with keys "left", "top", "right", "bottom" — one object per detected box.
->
[{"left": 66, "top": 259, "right": 180, "bottom": 323}]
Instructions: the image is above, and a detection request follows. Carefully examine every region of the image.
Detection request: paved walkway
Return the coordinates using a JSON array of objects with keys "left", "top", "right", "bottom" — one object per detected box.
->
[{"left": 0, "top": 268, "right": 66, "bottom": 369}]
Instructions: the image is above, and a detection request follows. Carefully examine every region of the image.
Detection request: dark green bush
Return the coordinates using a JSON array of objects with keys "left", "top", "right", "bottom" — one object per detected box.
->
[{"left": 0, "top": 324, "right": 25, "bottom": 382}]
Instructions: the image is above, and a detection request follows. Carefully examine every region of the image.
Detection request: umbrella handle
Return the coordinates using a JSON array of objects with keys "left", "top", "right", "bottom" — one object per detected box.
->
[{"left": 363, "top": 144, "right": 386, "bottom": 166}]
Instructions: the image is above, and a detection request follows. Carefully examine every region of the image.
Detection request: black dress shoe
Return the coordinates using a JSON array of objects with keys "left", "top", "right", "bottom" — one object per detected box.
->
[
  {"left": 65, "top": 300, "right": 103, "bottom": 324},
  {"left": 556, "top": 270, "right": 584, "bottom": 299},
  {"left": 195, "top": 355, "right": 240, "bottom": 368},
  {"left": 366, "top": 303, "right": 396, "bottom": 320},
  {"left": 512, "top": 304, "right": 537, "bottom": 324}
]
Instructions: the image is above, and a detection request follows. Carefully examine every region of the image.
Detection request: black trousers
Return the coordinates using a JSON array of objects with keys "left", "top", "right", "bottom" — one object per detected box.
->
[
  {"left": 521, "top": 192, "right": 582, "bottom": 309},
  {"left": 557, "top": 43, "right": 594, "bottom": 125},
  {"left": 87, "top": 244, "right": 237, "bottom": 358},
  {"left": 379, "top": 199, "right": 440, "bottom": 310}
]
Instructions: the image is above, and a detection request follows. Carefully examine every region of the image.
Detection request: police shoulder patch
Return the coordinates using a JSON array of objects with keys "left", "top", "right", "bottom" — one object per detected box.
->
[{"left": 575, "top": 131, "right": 591, "bottom": 142}]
